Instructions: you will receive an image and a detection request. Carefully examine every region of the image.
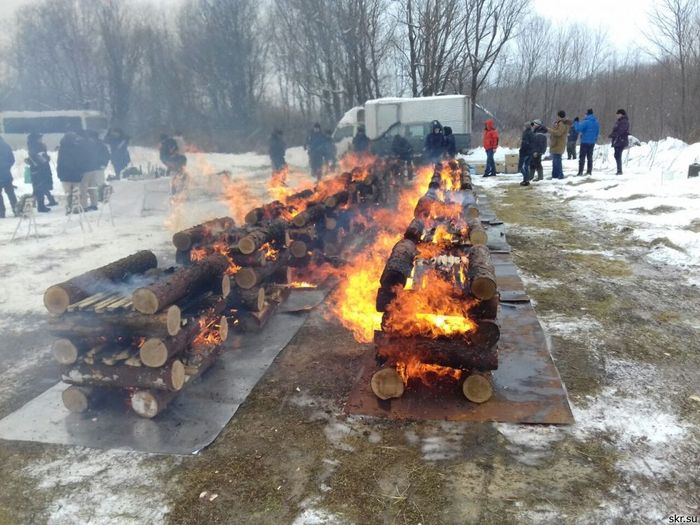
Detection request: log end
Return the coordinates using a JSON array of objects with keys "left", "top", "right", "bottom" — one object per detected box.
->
[
  {"left": 238, "top": 236, "right": 257, "bottom": 255},
  {"left": 131, "top": 390, "right": 164, "bottom": 418},
  {"left": 471, "top": 277, "right": 497, "bottom": 301},
  {"left": 44, "top": 286, "right": 71, "bottom": 316},
  {"left": 219, "top": 315, "right": 229, "bottom": 342},
  {"left": 325, "top": 216, "right": 338, "bottom": 230},
  {"left": 171, "top": 360, "right": 186, "bottom": 391},
  {"left": 371, "top": 367, "right": 405, "bottom": 400},
  {"left": 166, "top": 305, "right": 182, "bottom": 337},
  {"left": 140, "top": 338, "right": 168, "bottom": 368},
  {"left": 234, "top": 268, "right": 258, "bottom": 290},
  {"left": 292, "top": 214, "right": 307, "bottom": 228},
  {"left": 469, "top": 231, "right": 488, "bottom": 246},
  {"left": 221, "top": 275, "right": 231, "bottom": 298},
  {"left": 462, "top": 373, "right": 493, "bottom": 403},
  {"left": 62, "top": 385, "right": 90, "bottom": 413},
  {"left": 52, "top": 339, "right": 79, "bottom": 365},
  {"left": 244, "top": 209, "right": 261, "bottom": 225},
  {"left": 132, "top": 288, "right": 160, "bottom": 315},
  {"left": 472, "top": 320, "right": 501, "bottom": 348},
  {"left": 289, "top": 240, "right": 308, "bottom": 259},
  {"left": 172, "top": 232, "right": 192, "bottom": 251}
]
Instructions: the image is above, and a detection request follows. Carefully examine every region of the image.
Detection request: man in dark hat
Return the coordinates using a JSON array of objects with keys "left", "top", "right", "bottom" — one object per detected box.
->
[
  {"left": 26, "top": 132, "right": 57, "bottom": 212},
  {"left": 519, "top": 121, "right": 535, "bottom": 186},
  {"left": 609, "top": 109, "right": 630, "bottom": 175},
  {"left": 424, "top": 120, "right": 445, "bottom": 164}
]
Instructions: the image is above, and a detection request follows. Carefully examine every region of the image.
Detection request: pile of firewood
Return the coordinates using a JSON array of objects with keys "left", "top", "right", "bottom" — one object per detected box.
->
[
  {"left": 372, "top": 160, "right": 500, "bottom": 404},
  {"left": 45, "top": 250, "right": 232, "bottom": 418}
]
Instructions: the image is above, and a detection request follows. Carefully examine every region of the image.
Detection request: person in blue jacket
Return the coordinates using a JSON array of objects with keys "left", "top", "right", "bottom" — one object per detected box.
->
[{"left": 574, "top": 108, "right": 600, "bottom": 176}]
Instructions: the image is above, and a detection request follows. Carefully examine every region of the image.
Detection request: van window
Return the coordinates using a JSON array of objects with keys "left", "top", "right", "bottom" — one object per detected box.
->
[
  {"left": 85, "top": 116, "right": 108, "bottom": 131},
  {"left": 2, "top": 116, "right": 83, "bottom": 134},
  {"left": 405, "top": 124, "right": 425, "bottom": 138},
  {"left": 333, "top": 126, "right": 354, "bottom": 142}
]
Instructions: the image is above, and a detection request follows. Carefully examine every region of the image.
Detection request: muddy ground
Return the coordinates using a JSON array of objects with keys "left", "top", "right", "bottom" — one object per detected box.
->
[{"left": 0, "top": 181, "right": 698, "bottom": 524}]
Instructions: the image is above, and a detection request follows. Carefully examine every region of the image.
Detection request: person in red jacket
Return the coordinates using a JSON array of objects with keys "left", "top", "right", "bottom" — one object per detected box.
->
[{"left": 483, "top": 119, "right": 499, "bottom": 177}]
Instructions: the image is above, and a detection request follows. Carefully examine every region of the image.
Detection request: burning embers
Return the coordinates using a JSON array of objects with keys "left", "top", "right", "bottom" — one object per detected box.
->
[{"left": 336, "top": 160, "right": 500, "bottom": 403}]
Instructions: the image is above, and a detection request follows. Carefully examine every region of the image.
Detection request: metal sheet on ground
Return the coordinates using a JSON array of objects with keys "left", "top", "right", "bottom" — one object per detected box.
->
[{"left": 0, "top": 289, "right": 330, "bottom": 455}]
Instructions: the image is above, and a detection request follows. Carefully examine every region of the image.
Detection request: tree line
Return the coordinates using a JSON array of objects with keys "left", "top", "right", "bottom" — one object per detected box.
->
[{"left": 0, "top": 0, "right": 698, "bottom": 151}]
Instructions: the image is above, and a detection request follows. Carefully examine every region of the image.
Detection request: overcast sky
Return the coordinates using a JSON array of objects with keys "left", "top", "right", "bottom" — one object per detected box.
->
[{"left": 1, "top": 0, "right": 653, "bottom": 49}]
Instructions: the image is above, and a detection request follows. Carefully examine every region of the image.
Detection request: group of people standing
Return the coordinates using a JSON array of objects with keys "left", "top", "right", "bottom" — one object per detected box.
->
[
  {"left": 423, "top": 120, "right": 457, "bottom": 164},
  {"left": 0, "top": 128, "right": 130, "bottom": 218},
  {"left": 481, "top": 108, "right": 630, "bottom": 187},
  {"left": 304, "top": 124, "right": 340, "bottom": 181}
]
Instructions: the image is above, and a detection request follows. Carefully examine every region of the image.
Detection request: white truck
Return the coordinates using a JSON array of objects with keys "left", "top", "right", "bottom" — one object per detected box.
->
[
  {"left": 0, "top": 110, "right": 109, "bottom": 150},
  {"left": 333, "top": 95, "right": 472, "bottom": 158}
]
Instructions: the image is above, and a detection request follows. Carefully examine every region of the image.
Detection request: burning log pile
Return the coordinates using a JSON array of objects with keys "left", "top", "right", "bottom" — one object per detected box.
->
[
  {"left": 45, "top": 250, "right": 231, "bottom": 418},
  {"left": 371, "top": 160, "right": 500, "bottom": 404}
]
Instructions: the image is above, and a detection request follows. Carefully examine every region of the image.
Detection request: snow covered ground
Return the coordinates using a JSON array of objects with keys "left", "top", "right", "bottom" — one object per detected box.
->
[{"left": 473, "top": 138, "right": 700, "bottom": 286}]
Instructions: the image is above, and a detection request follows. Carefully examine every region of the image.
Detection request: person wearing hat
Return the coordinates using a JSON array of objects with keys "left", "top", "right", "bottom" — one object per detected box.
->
[
  {"left": 26, "top": 132, "right": 57, "bottom": 212},
  {"left": 424, "top": 120, "right": 445, "bottom": 165},
  {"left": 0, "top": 134, "right": 17, "bottom": 218},
  {"left": 305, "top": 123, "right": 326, "bottom": 181},
  {"left": 518, "top": 121, "right": 535, "bottom": 186},
  {"left": 529, "top": 119, "right": 548, "bottom": 181},
  {"left": 482, "top": 119, "right": 499, "bottom": 177},
  {"left": 573, "top": 108, "right": 600, "bottom": 176},
  {"left": 609, "top": 109, "right": 630, "bottom": 175},
  {"left": 547, "top": 111, "right": 572, "bottom": 180}
]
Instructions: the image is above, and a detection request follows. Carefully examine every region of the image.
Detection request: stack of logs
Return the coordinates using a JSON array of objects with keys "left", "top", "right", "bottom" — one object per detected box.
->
[
  {"left": 45, "top": 250, "right": 231, "bottom": 418},
  {"left": 372, "top": 160, "right": 500, "bottom": 404}
]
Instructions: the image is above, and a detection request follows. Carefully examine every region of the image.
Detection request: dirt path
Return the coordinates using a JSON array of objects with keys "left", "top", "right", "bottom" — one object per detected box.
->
[{"left": 1, "top": 181, "right": 698, "bottom": 524}]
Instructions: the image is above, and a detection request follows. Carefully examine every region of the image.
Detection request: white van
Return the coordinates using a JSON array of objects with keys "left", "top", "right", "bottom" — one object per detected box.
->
[{"left": 0, "top": 110, "right": 109, "bottom": 150}]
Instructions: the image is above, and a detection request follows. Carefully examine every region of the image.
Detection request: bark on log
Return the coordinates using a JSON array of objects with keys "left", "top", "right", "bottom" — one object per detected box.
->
[
  {"left": 468, "top": 295, "right": 499, "bottom": 320},
  {"left": 229, "top": 286, "right": 265, "bottom": 312},
  {"left": 230, "top": 249, "right": 266, "bottom": 267},
  {"left": 379, "top": 239, "right": 417, "bottom": 290},
  {"left": 139, "top": 321, "right": 199, "bottom": 368},
  {"left": 236, "top": 301, "right": 276, "bottom": 332},
  {"left": 292, "top": 204, "right": 326, "bottom": 227},
  {"left": 467, "top": 245, "right": 497, "bottom": 300},
  {"left": 172, "top": 217, "right": 236, "bottom": 251},
  {"left": 235, "top": 251, "right": 290, "bottom": 290},
  {"left": 371, "top": 367, "right": 405, "bottom": 400},
  {"left": 244, "top": 201, "right": 288, "bottom": 225},
  {"left": 375, "top": 331, "right": 499, "bottom": 371},
  {"left": 132, "top": 254, "right": 228, "bottom": 314},
  {"left": 63, "top": 358, "right": 186, "bottom": 391},
  {"left": 466, "top": 218, "right": 488, "bottom": 246},
  {"left": 414, "top": 194, "right": 436, "bottom": 220},
  {"left": 237, "top": 220, "right": 287, "bottom": 254},
  {"left": 62, "top": 385, "right": 111, "bottom": 413},
  {"left": 44, "top": 251, "right": 158, "bottom": 315},
  {"left": 54, "top": 305, "right": 182, "bottom": 340}
]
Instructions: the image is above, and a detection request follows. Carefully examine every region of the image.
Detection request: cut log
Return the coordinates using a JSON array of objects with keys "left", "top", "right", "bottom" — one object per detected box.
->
[
  {"left": 244, "top": 202, "right": 288, "bottom": 225},
  {"left": 324, "top": 190, "right": 349, "bottom": 209},
  {"left": 237, "top": 220, "right": 287, "bottom": 254},
  {"left": 61, "top": 385, "right": 111, "bottom": 413},
  {"left": 230, "top": 249, "right": 266, "bottom": 267},
  {"left": 172, "top": 217, "right": 236, "bottom": 251},
  {"left": 44, "top": 250, "right": 158, "bottom": 315},
  {"left": 379, "top": 239, "right": 417, "bottom": 290},
  {"left": 468, "top": 295, "right": 499, "bottom": 320},
  {"left": 371, "top": 367, "right": 405, "bottom": 400},
  {"left": 229, "top": 286, "right": 265, "bottom": 312},
  {"left": 324, "top": 215, "right": 338, "bottom": 231},
  {"left": 414, "top": 194, "right": 437, "bottom": 220},
  {"left": 63, "top": 358, "right": 186, "bottom": 391},
  {"left": 139, "top": 321, "right": 200, "bottom": 368},
  {"left": 52, "top": 337, "right": 106, "bottom": 365},
  {"left": 463, "top": 204, "right": 480, "bottom": 219},
  {"left": 234, "top": 251, "right": 290, "bottom": 290},
  {"left": 54, "top": 305, "right": 182, "bottom": 340},
  {"left": 466, "top": 218, "right": 488, "bottom": 245},
  {"left": 175, "top": 249, "right": 191, "bottom": 266},
  {"left": 404, "top": 218, "right": 424, "bottom": 243},
  {"left": 130, "top": 389, "right": 180, "bottom": 418},
  {"left": 292, "top": 204, "right": 326, "bottom": 228},
  {"left": 375, "top": 329, "right": 499, "bottom": 370},
  {"left": 462, "top": 373, "right": 493, "bottom": 403},
  {"left": 236, "top": 301, "right": 276, "bottom": 332},
  {"left": 132, "top": 254, "right": 228, "bottom": 314},
  {"left": 467, "top": 245, "right": 497, "bottom": 300},
  {"left": 219, "top": 315, "right": 229, "bottom": 342}
]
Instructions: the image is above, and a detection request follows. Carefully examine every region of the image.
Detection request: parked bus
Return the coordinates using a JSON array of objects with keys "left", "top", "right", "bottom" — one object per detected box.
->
[{"left": 0, "top": 110, "right": 109, "bottom": 150}]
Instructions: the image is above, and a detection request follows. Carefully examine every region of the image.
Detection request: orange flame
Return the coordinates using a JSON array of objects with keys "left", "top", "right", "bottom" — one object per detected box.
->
[{"left": 396, "top": 355, "right": 462, "bottom": 386}]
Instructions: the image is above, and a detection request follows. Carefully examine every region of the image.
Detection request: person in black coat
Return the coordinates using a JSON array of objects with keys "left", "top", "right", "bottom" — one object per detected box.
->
[
  {"left": 567, "top": 118, "right": 579, "bottom": 160},
  {"left": 104, "top": 128, "right": 131, "bottom": 179},
  {"left": 609, "top": 109, "right": 630, "bottom": 175},
  {"left": 323, "top": 129, "right": 337, "bottom": 170},
  {"left": 26, "top": 133, "right": 57, "bottom": 212},
  {"left": 352, "top": 126, "right": 370, "bottom": 154},
  {"left": 268, "top": 129, "right": 287, "bottom": 172},
  {"left": 391, "top": 133, "right": 414, "bottom": 180},
  {"left": 443, "top": 126, "right": 457, "bottom": 159},
  {"left": 57, "top": 132, "right": 90, "bottom": 211},
  {"left": 0, "top": 135, "right": 17, "bottom": 218},
  {"left": 530, "top": 120, "right": 548, "bottom": 182},
  {"left": 305, "top": 123, "right": 325, "bottom": 181},
  {"left": 519, "top": 122, "right": 536, "bottom": 186},
  {"left": 424, "top": 120, "right": 445, "bottom": 164}
]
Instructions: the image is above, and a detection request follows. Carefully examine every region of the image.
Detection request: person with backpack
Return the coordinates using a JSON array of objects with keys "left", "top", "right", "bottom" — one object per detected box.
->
[
  {"left": 529, "top": 120, "right": 548, "bottom": 181},
  {"left": 609, "top": 109, "right": 630, "bottom": 175},
  {"left": 574, "top": 108, "right": 600, "bottom": 176},
  {"left": 482, "top": 119, "right": 499, "bottom": 177}
]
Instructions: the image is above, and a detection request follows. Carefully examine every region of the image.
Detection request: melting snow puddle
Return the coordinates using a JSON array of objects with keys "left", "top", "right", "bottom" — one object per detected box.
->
[{"left": 293, "top": 498, "right": 346, "bottom": 525}]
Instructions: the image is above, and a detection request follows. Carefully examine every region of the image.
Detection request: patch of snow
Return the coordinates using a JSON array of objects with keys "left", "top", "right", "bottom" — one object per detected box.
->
[
  {"left": 293, "top": 498, "right": 346, "bottom": 525},
  {"left": 25, "top": 449, "right": 177, "bottom": 525},
  {"left": 495, "top": 424, "right": 566, "bottom": 466}
]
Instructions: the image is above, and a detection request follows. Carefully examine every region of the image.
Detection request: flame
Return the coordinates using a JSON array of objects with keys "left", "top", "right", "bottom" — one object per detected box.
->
[
  {"left": 289, "top": 281, "right": 317, "bottom": 288},
  {"left": 260, "top": 242, "right": 278, "bottom": 261},
  {"left": 268, "top": 166, "right": 289, "bottom": 201},
  {"left": 395, "top": 355, "right": 462, "bottom": 386},
  {"left": 190, "top": 247, "right": 208, "bottom": 262},
  {"left": 192, "top": 316, "right": 223, "bottom": 348}
]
